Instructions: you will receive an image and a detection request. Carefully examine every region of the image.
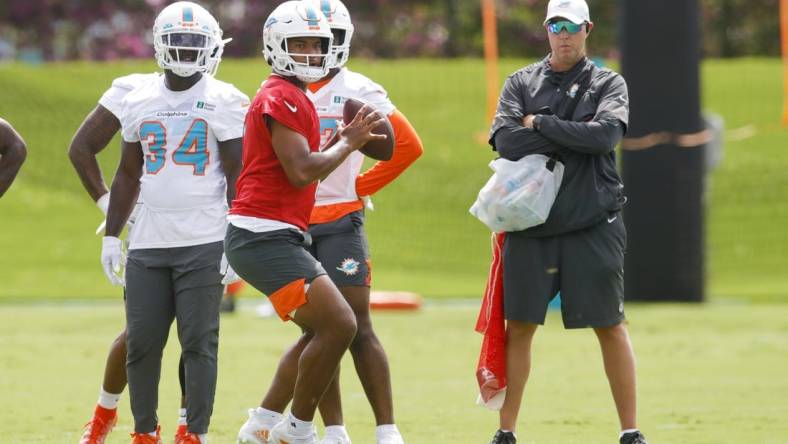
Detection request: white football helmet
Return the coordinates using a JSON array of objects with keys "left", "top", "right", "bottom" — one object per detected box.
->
[
  {"left": 152, "top": 1, "right": 224, "bottom": 77},
  {"left": 262, "top": 0, "right": 333, "bottom": 83},
  {"left": 307, "top": 0, "right": 354, "bottom": 68}
]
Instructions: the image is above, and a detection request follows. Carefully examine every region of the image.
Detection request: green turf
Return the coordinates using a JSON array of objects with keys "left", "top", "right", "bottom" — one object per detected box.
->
[
  {"left": 0, "top": 58, "right": 786, "bottom": 301},
  {"left": 0, "top": 301, "right": 787, "bottom": 443}
]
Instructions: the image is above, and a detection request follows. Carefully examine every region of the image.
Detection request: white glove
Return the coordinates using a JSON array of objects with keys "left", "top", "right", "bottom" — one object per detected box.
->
[
  {"left": 101, "top": 236, "right": 125, "bottom": 286},
  {"left": 220, "top": 253, "right": 241, "bottom": 285},
  {"left": 361, "top": 195, "right": 375, "bottom": 211},
  {"left": 95, "top": 196, "right": 143, "bottom": 235}
]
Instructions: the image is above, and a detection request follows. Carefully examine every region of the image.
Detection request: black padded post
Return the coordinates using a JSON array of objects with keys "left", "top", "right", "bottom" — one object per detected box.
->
[{"left": 620, "top": 0, "right": 705, "bottom": 301}]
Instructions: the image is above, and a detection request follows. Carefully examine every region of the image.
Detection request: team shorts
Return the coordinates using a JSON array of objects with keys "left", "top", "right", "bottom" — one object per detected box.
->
[
  {"left": 307, "top": 210, "right": 371, "bottom": 288},
  {"left": 502, "top": 214, "right": 627, "bottom": 329},
  {"left": 224, "top": 224, "right": 326, "bottom": 321}
]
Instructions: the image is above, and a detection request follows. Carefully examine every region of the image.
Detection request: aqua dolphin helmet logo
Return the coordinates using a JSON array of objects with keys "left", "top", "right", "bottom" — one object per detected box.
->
[
  {"left": 182, "top": 6, "right": 194, "bottom": 23},
  {"left": 264, "top": 16, "right": 277, "bottom": 29},
  {"left": 304, "top": 4, "right": 320, "bottom": 28},
  {"left": 320, "top": 0, "right": 333, "bottom": 20}
]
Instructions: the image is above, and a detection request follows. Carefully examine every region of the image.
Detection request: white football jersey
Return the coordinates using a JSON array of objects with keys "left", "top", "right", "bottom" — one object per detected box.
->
[
  {"left": 99, "top": 73, "right": 160, "bottom": 119},
  {"left": 306, "top": 68, "right": 396, "bottom": 207},
  {"left": 119, "top": 74, "right": 248, "bottom": 249}
]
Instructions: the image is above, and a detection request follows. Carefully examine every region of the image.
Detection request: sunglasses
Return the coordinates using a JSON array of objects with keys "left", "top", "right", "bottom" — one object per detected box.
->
[{"left": 547, "top": 20, "right": 585, "bottom": 34}]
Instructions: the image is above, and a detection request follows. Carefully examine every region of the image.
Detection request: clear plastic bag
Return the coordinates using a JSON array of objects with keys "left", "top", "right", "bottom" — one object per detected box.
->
[{"left": 469, "top": 154, "right": 564, "bottom": 233}]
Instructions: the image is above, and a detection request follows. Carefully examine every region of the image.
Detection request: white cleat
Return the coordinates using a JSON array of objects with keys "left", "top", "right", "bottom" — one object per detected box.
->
[
  {"left": 270, "top": 419, "right": 318, "bottom": 444},
  {"left": 237, "top": 408, "right": 282, "bottom": 444}
]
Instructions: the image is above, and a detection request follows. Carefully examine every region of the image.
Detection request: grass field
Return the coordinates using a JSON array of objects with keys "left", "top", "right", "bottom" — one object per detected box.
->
[
  {"left": 1, "top": 301, "right": 787, "bottom": 443},
  {"left": 0, "top": 58, "right": 786, "bottom": 301},
  {"left": 0, "top": 57, "right": 786, "bottom": 442}
]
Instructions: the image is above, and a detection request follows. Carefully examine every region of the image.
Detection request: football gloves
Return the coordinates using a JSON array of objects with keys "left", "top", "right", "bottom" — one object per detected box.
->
[
  {"left": 220, "top": 252, "right": 241, "bottom": 285},
  {"left": 101, "top": 236, "right": 126, "bottom": 286}
]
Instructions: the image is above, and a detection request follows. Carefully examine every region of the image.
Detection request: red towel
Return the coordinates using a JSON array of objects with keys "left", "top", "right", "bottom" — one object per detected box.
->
[{"left": 475, "top": 232, "right": 507, "bottom": 409}]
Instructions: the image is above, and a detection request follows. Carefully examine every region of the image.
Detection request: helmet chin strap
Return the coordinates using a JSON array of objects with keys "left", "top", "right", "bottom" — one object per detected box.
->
[
  {"left": 292, "top": 67, "right": 325, "bottom": 83},
  {"left": 272, "top": 69, "right": 318, "bottom": 84},
  {"left": 171, "top": 67, "right": 198, "bottom": 77},
  {"left": 272, "top": 60, "right": 326, "bottom": 84},
  {"left": 296, "top": 75, "right": 319, "bottom": 83}
]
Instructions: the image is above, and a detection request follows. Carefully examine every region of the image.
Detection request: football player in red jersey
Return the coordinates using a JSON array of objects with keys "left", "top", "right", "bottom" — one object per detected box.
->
[
  {"left": 227, "top": 2, "right": 386, "bottom": 443},
  {"left": 237, "top": 1, "right": 422, "bottom": 442},
  {"left": 0, "top": 117, "right": 27, "bottom": 198}
]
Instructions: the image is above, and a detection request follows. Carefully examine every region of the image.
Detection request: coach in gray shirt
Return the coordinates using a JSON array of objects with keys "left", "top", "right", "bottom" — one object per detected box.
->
[{"left": 485, "top": 1, "right": 647, "bottom": 443}]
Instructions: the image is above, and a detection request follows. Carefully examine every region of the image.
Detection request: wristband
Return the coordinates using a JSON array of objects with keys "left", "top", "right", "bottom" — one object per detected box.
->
[{"left": 96, "top": 193, "right": 110, "bottom": 215}]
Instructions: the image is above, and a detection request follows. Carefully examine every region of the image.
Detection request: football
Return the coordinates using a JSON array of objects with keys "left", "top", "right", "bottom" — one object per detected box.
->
[{"left": 342, "top": 98, "right": 395, "bottom": 161}]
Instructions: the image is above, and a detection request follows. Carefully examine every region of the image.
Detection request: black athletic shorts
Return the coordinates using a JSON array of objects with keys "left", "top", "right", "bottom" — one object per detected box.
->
[
  {"left": 502, "top": 213, "right": 627, "bottom": 329},
  {"left": 225, "top": 224, "right": 326, "bottom": 320},
  {"left": 307, "top": 210, "right": 371, "bottom": 288}
]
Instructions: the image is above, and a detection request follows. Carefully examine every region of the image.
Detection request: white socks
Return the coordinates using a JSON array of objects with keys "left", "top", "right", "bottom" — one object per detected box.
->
[
  {"left": 97, "top": 387, "right": 121, "bottom": 410},
  {"left": 175, "top": 410, "right": 207, "bottom": 442},
  {"left": 376, "top": 424, "right": 401, "bottom": 440},
  {"left": 288, "top": 413, "right": 314, "bottom": 436},
  {"left": 325, "top": 424, "right": 350, "bottom": 440},
  {"left": 620, "top": 429, "right": 640, "bottom": 438}
]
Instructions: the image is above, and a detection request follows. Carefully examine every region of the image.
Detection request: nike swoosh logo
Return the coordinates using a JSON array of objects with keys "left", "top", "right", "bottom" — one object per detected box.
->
[
  {"left": 284, "top": 100, "right": 297, "bottom": 113},
  {"left": 607, "top": 216, "right": 618, "bottom": 223}
]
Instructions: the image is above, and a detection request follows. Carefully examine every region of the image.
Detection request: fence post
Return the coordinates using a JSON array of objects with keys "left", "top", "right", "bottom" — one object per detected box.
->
[{"left": 481, "top": 0, "right": 499, "bottom": 125}]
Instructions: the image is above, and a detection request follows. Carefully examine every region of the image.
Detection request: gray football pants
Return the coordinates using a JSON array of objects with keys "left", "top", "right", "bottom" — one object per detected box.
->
[{"left": 125, "top": 241, "right": 223, "bottom": 434}]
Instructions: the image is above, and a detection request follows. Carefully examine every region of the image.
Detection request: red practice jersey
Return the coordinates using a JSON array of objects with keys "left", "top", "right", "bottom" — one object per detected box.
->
[{"left": 231, "top": 75, "right": 321, "bottom": 230}]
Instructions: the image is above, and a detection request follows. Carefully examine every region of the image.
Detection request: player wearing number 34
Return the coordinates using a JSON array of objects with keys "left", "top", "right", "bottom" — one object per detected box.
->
[{"left": 100, "top": 1, "right": 248, "bottom": 442}]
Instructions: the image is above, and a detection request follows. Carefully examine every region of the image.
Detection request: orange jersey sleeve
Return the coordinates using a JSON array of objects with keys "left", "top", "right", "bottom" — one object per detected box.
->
[
  {"left": 355, "top": 110, "right": 423, "bottom": 197},
  {"left": 309, "top": 200, "right": 365, "bottom": 225}
]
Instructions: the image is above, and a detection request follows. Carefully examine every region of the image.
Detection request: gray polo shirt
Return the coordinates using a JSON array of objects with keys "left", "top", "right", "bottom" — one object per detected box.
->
[{"left": 489, "top": 56, "right": 629, "bottom": 237}]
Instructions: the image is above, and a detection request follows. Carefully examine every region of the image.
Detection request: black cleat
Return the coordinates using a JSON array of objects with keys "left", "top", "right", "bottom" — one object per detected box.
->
[
  {"left": 489, "top": 429, "right": 516, "bottom": 444},
  {"left": 620, "top": 431, "right": 648, "bottom": 444}
]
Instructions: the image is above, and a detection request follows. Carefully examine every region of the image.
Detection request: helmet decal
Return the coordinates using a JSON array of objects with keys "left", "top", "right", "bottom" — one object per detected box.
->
[
  {"left": 320, "top": 0, "right": 333, "bottom": 21},
  {"left": 304, "top": 5, "right": 320, "bottom": 29},
  {"left": 182, "top": 6, "right": 194, "bottom": 24}
]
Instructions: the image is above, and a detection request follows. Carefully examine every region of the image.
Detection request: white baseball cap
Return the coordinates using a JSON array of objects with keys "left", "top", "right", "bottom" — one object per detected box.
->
[{"left": 544, "top": 0, "right": 590, "bottom": 25}]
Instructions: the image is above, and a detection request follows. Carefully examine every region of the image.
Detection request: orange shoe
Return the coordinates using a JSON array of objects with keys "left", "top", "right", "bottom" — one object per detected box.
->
[
  {"left": 79, "top": 406, "right": 118, "bottom": 444},
  {"left": 174, "top": 424, "right": 188, "bottom": 443},
  {"left": 174, "top": 431, "right": 203, "bottom": 444},
  {"left": 130, "top": 425, "right": 163, "bottom": 444}
]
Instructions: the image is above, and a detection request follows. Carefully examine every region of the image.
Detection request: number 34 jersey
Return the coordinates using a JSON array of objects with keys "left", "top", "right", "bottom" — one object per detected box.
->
[{"left": 119, "top": 74, "right": 248, "bottom": 250}]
